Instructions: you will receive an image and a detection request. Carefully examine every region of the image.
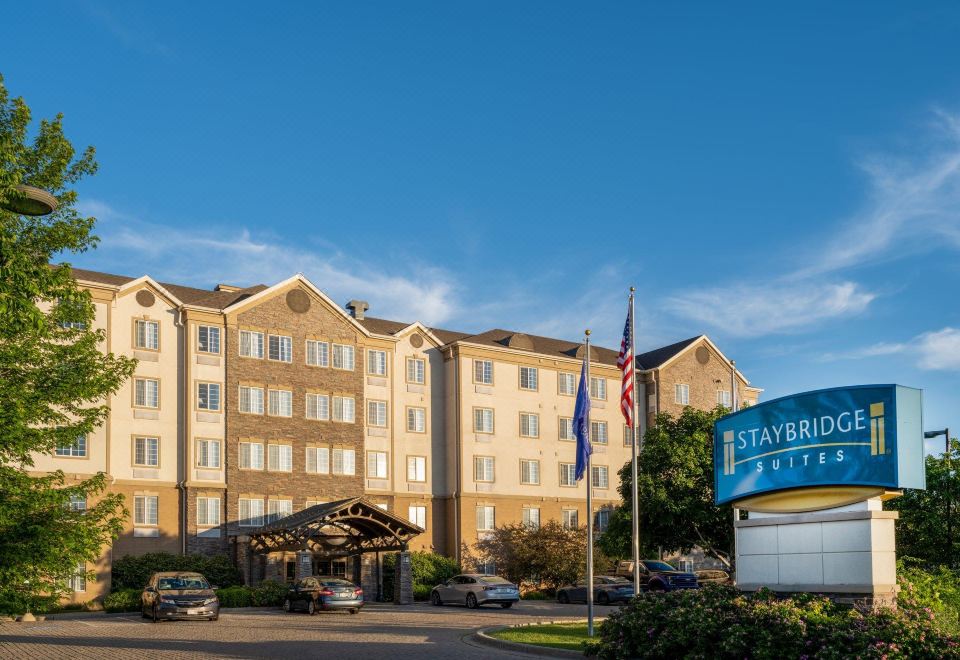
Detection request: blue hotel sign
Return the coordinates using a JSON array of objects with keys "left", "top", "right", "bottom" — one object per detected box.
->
[{"left": 715, "top": 385, "right": 925, "bottom": 507}]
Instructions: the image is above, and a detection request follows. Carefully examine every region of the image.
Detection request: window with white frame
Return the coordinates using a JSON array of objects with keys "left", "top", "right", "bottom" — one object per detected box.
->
[
  {"left": 558, "top": 372, "right": 576, "bottom": 396},
  {"left": 197, "top": 325, "right": 220, "bottom": 353},
  {"left": 594, "top": 509, "right": 611, "bottom": 532},
  {"left": 238, "top": 498, "right": 264, "bottom": 527},
  {"left": 306, "top": 393, "right": 330, "bottom": 421},
  {"left": 55, "top": 435, "right": 87, "bottom": 457},
  {"left": 623, "top": 424, "right": 634, "bottom": 447},
  {"left": 559, "top": 462, "right": 577, "bottom": 486},
  {"left": 68, "top": 494, "right": 87, "bottom": 511},
  {"left": 479, "top": 559, "right": 496, "bottom": 575},
  {"left": 268, "top": 444, "right": 293, "bottom": 472},
  {"left": 332, "top": 344, "right": 355, "bottom": 370},
  {"left": 267, "top": 499, "right": 293, "bottom": 523},
  {"left": 590, "top": 377, "right": 607, "bottom": 400},
  {"left": 134, "top": 378, "right": 160, "bottom": 408},
  {"left": 367, "top": 349, "right": 387, "bottom": 376},
  {"left": 562, "top": 509, "right": 579, "bottom": 529},
  {"left": 268, "top": 389, "right": 293, "bottom": 417},
  {"left": 407, "top": 407, "right": 426, "bottom": 433},
  {"left": 519, "top": 366, "right": 538, "bottom": 391},
  {"left": 367, "top": 400, "right": 387, "bottom": 427},
  {"left": 476, "top": 505, "right": 495, "bottom": 531},
  {"left": 135, "top": 319, "right": 159, "bottom": 350},
  {"left": 408, "top": 505, "right": 426, "bottom": 529},
  {"left": 332, "top": 396, "right": 355, "bottom": 422},
  {"left": 406, "top": 357, "right": 425, "bottom": 384},
  {"left": 306, "top": 340, "right": 329, "bottom": 367},
  {"left": 239, "top": 442, "right": 264, "bottom": 470},
  {"left": 133, "top": 436, "right": 159, "bottom": 467},
  {"left": 197, "top": 382, "right": 221, "bottom": 411},
  {"left": 239, "top": 386, "right": 264, "bottom": 414},
  {"left": 520, "top": 412, "right": 539, "bottom": 438},
  {"left": 648, "top": 393, "right": 656, "bottom": 412},
  {"left": 474, "top": 456, "right": 494, "bottom": 482},
  {"left": 520, "top": 459, "right": 540, "bottom": 485},
  {"left": 474, "top": 359, "right": 493, "bottom": 384},
  {"left": 333, "top": 448, "right": 356, "bottom": 475},
  {"left": 559, "top": 417, "right": 575, "bottom": 441},
  {"left": 306, "top": 446, "right": 330, "bottom": 474},
  {"left": 592, "top": 465, "right": 610, "bottom": 489},
  {"left": 367, "top": 451, "right": 388, "bottom": 479},
  {"left": 134, "top": 495, "right": 158, "bottom": 526},
  {"left": 197, "top": 496, "right": 221, "bottom": 526},
  {"left": 675, "top": 383, "right": 690, "bottom": 405},
  {"left": 474, "top": 408, "right": 494, "bottom": 433},
  {"left": 69, "top": 564, "right": 86, "bottom": 593},
  {"left": 591, "top": 420, "right": 608, "bottom": 444},
  {"left": 268, "top": 334, "right": 293, "bottom": 362},
  {"left": 717, "top": 390, "right": 732, "bottom": 406},
  {"left": 407, "top": 456, "right": 427, "bottom": 482},
  {"left": 522, "top": 507, "right": 541, "bottom": 529},
  {"left": 239, "top": 330, "right": 264, "bottom": 358},
  {"left": 196, "top": 439, "right": 221, "bottom": 468}
]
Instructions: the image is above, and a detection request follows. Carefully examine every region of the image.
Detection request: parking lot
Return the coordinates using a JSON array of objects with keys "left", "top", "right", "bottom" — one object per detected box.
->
[{"left": 0, "top": 601, "right": 614, "bottom": 659}]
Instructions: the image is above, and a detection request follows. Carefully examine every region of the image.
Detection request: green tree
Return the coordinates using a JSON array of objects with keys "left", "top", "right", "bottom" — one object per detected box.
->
[
  {"left": 599, "top": 406, "right": 733, "bottom": 567},
  {"left": 0, "top": 73, "right": 135, "bottom": 612}
]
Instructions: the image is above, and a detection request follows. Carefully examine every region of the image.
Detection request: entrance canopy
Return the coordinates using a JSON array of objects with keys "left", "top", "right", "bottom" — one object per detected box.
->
[{"left": 247, "top": 497, "right": 423, "bottom": 556}]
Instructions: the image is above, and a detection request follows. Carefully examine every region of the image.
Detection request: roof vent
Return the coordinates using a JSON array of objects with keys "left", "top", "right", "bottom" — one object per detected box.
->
[
  {"left": 505, "top": 333, "right": 534, "bottom": 351},
  {"left": 346, "top": 300, "right": 370, "bottom": 320},
  {"left": 215, "top": 283, "right": 243, "bottom": 293}
]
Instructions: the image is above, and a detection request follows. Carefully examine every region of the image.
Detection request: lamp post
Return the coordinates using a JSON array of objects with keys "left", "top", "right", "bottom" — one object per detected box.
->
[
  {"left": 0, "top": 184, "right": 58, "bottom": 216},
  {"left": 925, "top": 428, "right": 952, "bottom": 566}
]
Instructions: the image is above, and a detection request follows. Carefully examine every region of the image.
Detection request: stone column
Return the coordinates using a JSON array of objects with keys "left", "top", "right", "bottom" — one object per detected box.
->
[
  {"left": 236, "top": 536, "right": 252, "bottom": 587},
  {"left": 296, "top": 551, "right": 313, "bottom": 581},
  {"left": 359, "top": 554, "right": 378, "bottom": 602},
  {"left": 393, "top": 550, "right": 413, "bottom": 605}
]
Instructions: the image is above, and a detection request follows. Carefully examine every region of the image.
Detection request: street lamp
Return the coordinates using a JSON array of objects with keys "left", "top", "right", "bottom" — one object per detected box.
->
[
  {"left": 925, "top": 428, "right": 952, "bottom": 566},
  {"left": 0, "top": 184, "right": 58, "bottom": 216}
]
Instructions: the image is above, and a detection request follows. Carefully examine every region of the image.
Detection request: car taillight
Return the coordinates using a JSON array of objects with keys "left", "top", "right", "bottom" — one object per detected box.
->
[
  {"left": 319, "top": 589, "right": 334, "bottom": 596},
  {"left": 354, "top": 588, "right": 363, "bottom": 595}
]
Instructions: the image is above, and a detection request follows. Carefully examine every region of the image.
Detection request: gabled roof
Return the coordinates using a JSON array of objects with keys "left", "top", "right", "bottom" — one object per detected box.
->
[
  {"left": 460, "top": 328, "right": 621, "bottom": 367},
  {"left": 635, "top": 335, "right": 702, "bottom": 370},
  {"left": 357, "top": 316, "right": 471, "bottom": 346}
]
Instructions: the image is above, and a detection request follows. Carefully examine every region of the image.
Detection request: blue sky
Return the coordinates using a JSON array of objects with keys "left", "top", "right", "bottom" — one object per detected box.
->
[{"left": 4, "top": 2, "right": 959, "bottom": 443}]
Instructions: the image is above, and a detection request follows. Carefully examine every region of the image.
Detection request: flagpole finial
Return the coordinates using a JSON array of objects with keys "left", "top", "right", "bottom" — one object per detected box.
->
[
  {"left": 585, "top": 329, "right": 591, "bottom": 337},
  {"left": 630, "top": 286, "right": 635, "bottom": 293}
]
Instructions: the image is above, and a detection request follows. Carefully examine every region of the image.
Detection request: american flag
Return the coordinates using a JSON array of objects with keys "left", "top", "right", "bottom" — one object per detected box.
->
[{"left": 617, "top": 301, "right": 635, "bottom": 428}]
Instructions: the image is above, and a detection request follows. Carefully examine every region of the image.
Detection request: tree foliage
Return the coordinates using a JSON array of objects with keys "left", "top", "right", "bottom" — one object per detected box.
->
[
  {"left": 599, "top": 406, "right": 733, "bottom": 567},
  {"left": 0, "top": 73, "right": 135, "bottom": 610}
]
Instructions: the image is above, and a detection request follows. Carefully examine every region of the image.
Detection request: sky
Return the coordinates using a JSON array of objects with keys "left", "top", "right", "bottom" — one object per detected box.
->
[{"left": 3, "top": 2, "right": 959, "bottom": 445}]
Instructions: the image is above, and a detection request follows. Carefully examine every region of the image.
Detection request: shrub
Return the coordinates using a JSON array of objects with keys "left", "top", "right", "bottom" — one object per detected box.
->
[
  {"left": 413, "top": 584, "right": 432, "bottom": 601},
  {"left": 102, "top": 589, "right": 141, "bottom": 613},
  {"left": 382, "top": 552, "right": 460, "bottom": 599},
  {"left": 521, "top": 590, "right": 549, "bottom": 600},
  {"left": 898, "top": 559, "right": 960, "bottom": 635},
  {"left": 215, "top": 586, "right": 254, "bottom": 608},
  {"left": 251, "top": 579, "right": 288, "bottom": 607},
  {"left": 111, "top": 552, "right": 242, "bottom": 591}
]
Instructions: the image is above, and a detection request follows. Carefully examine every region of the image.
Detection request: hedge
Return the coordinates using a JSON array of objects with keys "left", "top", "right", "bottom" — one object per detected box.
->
[
  {"left": 215, "top": 586, "right": 253, "bottom": 608},
  {"left": 103, "top": 589, "right": 141, "bottom": 613},
  {"left": 382, "top": 551, "right": 459, "bottom": 599},
  {"left": 111, "top": 552, "right": 243, "bottom": 590}
]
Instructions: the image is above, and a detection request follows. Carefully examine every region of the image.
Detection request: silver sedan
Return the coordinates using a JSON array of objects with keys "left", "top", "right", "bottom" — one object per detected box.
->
[{"left": 430, "top": 574, "right": 520, "bottom": 609}]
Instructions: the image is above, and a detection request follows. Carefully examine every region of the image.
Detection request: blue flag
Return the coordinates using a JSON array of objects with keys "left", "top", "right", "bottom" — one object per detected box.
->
[{"left": 573, "top": 358, "right": 592, "bottom": 481}]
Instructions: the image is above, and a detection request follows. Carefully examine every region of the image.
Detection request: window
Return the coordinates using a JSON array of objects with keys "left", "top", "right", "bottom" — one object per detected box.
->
[
  {"left": 268, "top": 334, "right": 293, "bottom": 362},
  {"left": 333, "top": 448, "right": 356, "bottom": 475},
  {"left": 675, "top": 383, "right": 690, "bottom": 405},
  {"left": 134, "top": 495, "right": 158, "bottom": 526},
  {"left": 474, "top": 456, "right": 494, "bottom": 482},
  {"left": 520, "top": 413, "right": 539, "bottom": 438},
  {"left": 367, "top": 451, "right": 388, "bottom": 479},
  {"left": 267, "top": 499, "right": 293, "bottom": 523},
  {"left": 268, "top": 389, "right": 293, "bottom": 417},
  {"left": 560, "top": 463, "right": 577, "bottom": 486},
  {"left": 592, "top": 465, "right": 610, "bottom": 489},
  {"left": 591, "top": 420, "right": 608, "bottom": 445},
  {"left": 367, "top": 349, "right": 387, "bottom": 376},
  {"left": 407, "top": 456, "right": 427, "bottom": 482},
  {"left": 134, "top": 319, "right": 159, "bottom": 350},
  {"left": 197, "top": 382, "right": 221, "bottom": 411},
  {"left": 238, "top": 498, "right": 264, "bottom": 527},
  {"left": 134, "top": 378, "right": 159, "bottom": 408},
  {"left": 239, "top": 330, "right": 264, "bottom": 358},
  {"left": 624, "top": 424, "right": 634, "bottom": 447},
  {"left": 648, "top": 393, "right": 657, "bottom": 412},
  {"left": 332, "top": 344, "right": 355, "bottom": 370},
  {"left": 55, "top": 435, "right": 87, "bottom": 457},
  {"left": 332, "top": 396, "right": 355, "bottom": 423},
  {"left": 134, "top": 436, "right": 159, "bottom": 467},
  {"left": 367, "top": 400, "right": 387, "bottom": 427},
  {"left": 520, "top": 459, "right": 540, "bottom": 485},
  {"left": 590, "top": 377, "right": 607, "bottom": 400},
  {"left": 407, "top": 407, "right": 426, "bottom": 433},
  {"left": 476, "top": 505, "right": 495, "bottom": 531},
  {"left": 197, "top": 497, "right": 221, "bottom": 526},
  {"left": 474, "top": 359, "right": 493, "bottom": 384},
  {"left": 474, "top": 408, "right": 494, "bottom": 434},
  {"left": 406, "top": 357, "right": 425, "bottom": 384},
  {"left": 306, "top": 340, "right": 329, "bottom": 367},
  {"left": 305, "top": 500, "right": 327, "bottom": 509},
  {"left": 408, "top": 505, "right": 427, "bottom": 529},
  {"left": 239, "top": 442, "right": 264, "bottom": 470},
  {"left": 239, "top": 386, "right": 264, "bottom": 414},
  {"left": 559, "top": 417, "right": 575, "bottom": 441},
  {"left": 68, "top": 494, "right": 87, "bottom": 511},
  {"left": 479, "top": 560, "right": 496, "bottom": 575},
  {"left": 305, "top": 393, "right": 330, "bottom": 421},
  {"left": 268, "top": 444, "right": 293, "bottom": 472},
  {"left": 522, "top": 507, "right": 541, "bottom": 529},
  {"left": 306, "top": 446, "right": 330, "bottom": 474},
  {"left": 197, "top": 325, "right": 220, "bottom": 354},
  {"left": 519, "top": 366, "right": 538, "bottom": 391},
  {"left": 717, "top": 390, "right": 732, "bottom": 406},
  {"left": 562, "top": 509, "right": 579, "bottom": 529},
  {"left": 558, "top": 372, "right": 576, "bottom": 396},
  {"left": 196, "top": 439, "right": 221, "bottom": 468},
  {"left": 69, "top": 564, "right": 86, "bottom": 593},
  {"left": 594, "top": 509, "right": 610, "bottom": 532}
]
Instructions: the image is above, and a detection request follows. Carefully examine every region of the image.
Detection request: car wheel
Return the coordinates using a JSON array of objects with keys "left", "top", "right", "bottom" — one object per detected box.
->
[
  {"left": 307, "top": 599, "right": 317, "bottom": 615},
  {"left": 141, "top": 604, "right": 148, "bottom": 619},
  {"left": 210, "top": 614, "right": 219, "bottom": 621},
  {"left": 500, "top": 602, "right": 512, "bottom": 609},
  {"left": 349, "top": 608, "right": 358, "bottom": 615},
  {"left": 466, "top": 593, "right": 479, "bottom": 609},
  {"left": 152, "top": 605, "right": 160, "bottom": 623},
  {"left": 283, "top": 599, "right": 291, "bottom": 613},
  {"left": 597, "top": 592, "right": 610, "bottom": 605},
  {"left": 431, "top": 591, "right": 443, "bottom": 606},
  {"left": 650, "top": 581, "right": 666, "bottom": 593},
  {"left": 558, "top": 591, "right": 570, "bottom": 604}
]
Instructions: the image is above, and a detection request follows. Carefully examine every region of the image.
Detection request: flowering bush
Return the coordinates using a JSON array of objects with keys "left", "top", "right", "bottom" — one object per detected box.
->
[{"left": 585, "top": 584, "right": 960, "bottom": 659}]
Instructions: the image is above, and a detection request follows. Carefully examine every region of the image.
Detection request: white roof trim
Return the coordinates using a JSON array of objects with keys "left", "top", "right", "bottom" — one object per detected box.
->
[
  {"left": 394, "top": 322, "right": 444, "bottom": 348},
  {"left": 117, "top": 275, "right": 184, "bottom": 307},
  {"left": 654, "top": 335, "right": 752, "bottom": 386}
]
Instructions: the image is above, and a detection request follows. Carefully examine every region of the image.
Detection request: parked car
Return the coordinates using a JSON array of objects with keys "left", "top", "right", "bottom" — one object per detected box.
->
[
  {"left": 141, "top": 572, "right": 220, "bottom": 622},
  {"left": 638, "top": 560, "right": 699, "bottom": 592},
  {"left": 556, "top": 576, "right": 635, "bottom": 605},
  {"left": 283, "top": 576, "right": 364, "bottom": 614},
  {"left": 430, "top": 574, "right": 520, "bottom": 609}
]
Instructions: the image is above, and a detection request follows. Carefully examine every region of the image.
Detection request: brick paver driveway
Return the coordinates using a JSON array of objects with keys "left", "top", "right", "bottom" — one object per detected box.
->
[{"left": 0, "top": 601, "right": 613, "bottom": 659}]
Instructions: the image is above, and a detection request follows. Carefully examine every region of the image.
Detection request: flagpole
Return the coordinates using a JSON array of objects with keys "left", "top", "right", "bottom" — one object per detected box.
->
[
  {"left": 585, "top": 329, "right": 594, "bottom": 638},
  {"left": 629, "top": 288, "right": 641, "bottom": 597},
  {"left": 731, "top": 359, "right": 739, "bottom": 578}
]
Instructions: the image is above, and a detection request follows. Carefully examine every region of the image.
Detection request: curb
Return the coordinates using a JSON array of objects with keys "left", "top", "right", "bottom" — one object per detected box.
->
[{"left": 471, "top": 619, "right": 601, "bottom": 658}]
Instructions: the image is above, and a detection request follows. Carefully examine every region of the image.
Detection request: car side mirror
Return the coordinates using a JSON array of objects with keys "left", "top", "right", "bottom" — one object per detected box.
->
[{"left": 145, "top": 586, "right": 156, "bottom": 593}]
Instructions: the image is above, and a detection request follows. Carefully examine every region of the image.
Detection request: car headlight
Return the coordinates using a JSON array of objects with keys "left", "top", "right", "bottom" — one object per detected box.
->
[{"left": 204, "top": 598, "right": 218, "bottom": 605}]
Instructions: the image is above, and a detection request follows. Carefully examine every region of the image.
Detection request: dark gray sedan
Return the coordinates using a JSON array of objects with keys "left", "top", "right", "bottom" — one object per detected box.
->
[
  {"left": 431, "top": 574, "right": 520, "bottom": 609},
  {"left": 141, "top": 572, "right": 220, "bottom": 622},
  {"left": 557, "top": 576, "right": 635, "bottom": 605},
  {"left": 283, "top": 576, "right": 364, "bottom": 614}
]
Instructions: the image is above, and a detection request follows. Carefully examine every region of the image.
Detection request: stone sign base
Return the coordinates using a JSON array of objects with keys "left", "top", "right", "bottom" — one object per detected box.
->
[{"left": 735, "top": 498, "right": 899, "bottom": 608}]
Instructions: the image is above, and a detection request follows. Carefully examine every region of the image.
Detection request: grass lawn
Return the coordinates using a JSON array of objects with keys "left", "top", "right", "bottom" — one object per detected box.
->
[{"left": 489, "top": 622, "right": 593, "bottom": 651}]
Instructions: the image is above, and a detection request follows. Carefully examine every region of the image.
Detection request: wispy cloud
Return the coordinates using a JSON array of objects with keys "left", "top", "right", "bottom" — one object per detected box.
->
[
  {"left": 79, "top": 2, "right": 172, "bottom": 58},
  {"left": 820, "top": 327, "right": 960, "bottom": 371}
]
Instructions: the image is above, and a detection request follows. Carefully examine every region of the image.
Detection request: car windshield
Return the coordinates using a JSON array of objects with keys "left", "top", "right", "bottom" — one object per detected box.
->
[
  {"left": 158, "top": 576, "right": 209, "bottom": 590},
  {"left": 478, "top": 576, "right": 512, "bottom": 585},
  {"left": 642, "top": 561, "right": 676, "bottom": 572}
]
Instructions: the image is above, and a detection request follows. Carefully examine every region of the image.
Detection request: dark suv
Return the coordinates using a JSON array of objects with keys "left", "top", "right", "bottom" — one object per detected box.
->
[
  {"left": 639, "top": 560, "right": 699, "bottom": 592},
  {"left": 141, "top": 572, "right": 220, "bottom": 622}
]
